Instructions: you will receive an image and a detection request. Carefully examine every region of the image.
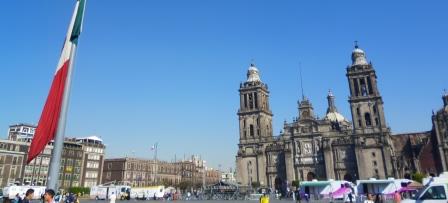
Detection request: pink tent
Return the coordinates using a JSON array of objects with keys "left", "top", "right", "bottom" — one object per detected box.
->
[{"left": 331, "top": 187, "right": 351, "bottom": 198}]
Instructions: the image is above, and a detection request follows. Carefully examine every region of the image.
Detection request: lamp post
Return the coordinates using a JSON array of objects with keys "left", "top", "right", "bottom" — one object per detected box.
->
[
  {"left": 202, "top": 160, "right": 206, "bottom": 192},
  {"left": 247, "top": 161, "right": 252, "bottom": 193}
]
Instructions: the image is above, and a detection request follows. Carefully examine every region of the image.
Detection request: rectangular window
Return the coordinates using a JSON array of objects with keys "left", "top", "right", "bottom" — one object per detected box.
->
[
  {"left": 250, "top": 125, "right": 254, "bottom": 136},
  {"left": 254, "top": 93, "right": 258, "bottom": 109},
  {"left": 353, "top": 79, "right": 360, "bottom": 96},
  {"left": 43, "top": 148, "right": 52, "bottom": 155},
  {"left": 249, "top": 94, "right": 254, "bottom": 109},
  {"left": 244, "top": 94, "right": 248, "bottom": 108},
  {"left": 367, "top": 76, "right": 373, "bottom": 95},
  {"left": 360, "top": 78, "right": 367, "bottom": 96}
]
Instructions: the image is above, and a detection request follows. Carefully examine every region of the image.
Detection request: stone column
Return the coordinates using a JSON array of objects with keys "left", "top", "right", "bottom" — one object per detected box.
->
[
  {"left": 348, "top": 77, "right": 355, "bottom": 96},
  {"left": 323, "top": 143, "right": 335, "bottom": 180},
  {"left": 285, "top": 145, "right": 295, "bottom": 183}
]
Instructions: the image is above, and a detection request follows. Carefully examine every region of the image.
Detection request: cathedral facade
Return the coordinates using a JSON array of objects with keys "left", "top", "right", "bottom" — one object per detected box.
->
[{"left": 235, "top": 45, "right": 446, "bottom": 188}]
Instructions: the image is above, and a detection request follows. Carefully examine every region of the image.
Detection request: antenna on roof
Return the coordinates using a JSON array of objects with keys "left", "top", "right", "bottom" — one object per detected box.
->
[{"left": 299, "top": 62, "right": 305, "bottom": 100}]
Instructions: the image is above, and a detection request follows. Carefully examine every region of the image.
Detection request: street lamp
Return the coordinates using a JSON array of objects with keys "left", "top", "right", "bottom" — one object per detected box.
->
[
  {"left": 247, "top": 161, "right": 252, "bottom": 193},
  {"left": 202, "top": 160, "right": 206, "bottom": 192}
]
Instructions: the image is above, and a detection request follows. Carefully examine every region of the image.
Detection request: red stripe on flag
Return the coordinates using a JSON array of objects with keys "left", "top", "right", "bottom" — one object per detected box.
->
[{"left": 27, "top": 60, "right": 70, "bottom": 164}]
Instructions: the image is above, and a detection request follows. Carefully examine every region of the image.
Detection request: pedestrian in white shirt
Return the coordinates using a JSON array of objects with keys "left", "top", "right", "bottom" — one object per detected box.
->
[{"left": 110, "top": 192, "right": 116, "bottom": 203}]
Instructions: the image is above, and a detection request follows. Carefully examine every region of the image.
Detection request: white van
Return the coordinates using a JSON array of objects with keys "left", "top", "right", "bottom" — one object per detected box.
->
[
  {"left": 90, "top": 185, "right": 131, "bottom": 200},
  {"left": 402, "top": 173, "right": 448, "bottom": 203},
  {"left": 129, "top": 186, "right": 164, "bottom": 200}
]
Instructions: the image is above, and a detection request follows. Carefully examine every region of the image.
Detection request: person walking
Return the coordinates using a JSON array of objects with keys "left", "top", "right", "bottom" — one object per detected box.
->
[
  {"left": 259, "top": 193, "right": 269, "bottom": 203},
  {"left": 44, "top": 189, "right": 56, "bottom": 203},
  {"left": 109, "top": 192, "right": 116, "bottom": 203},
  {"left": 15, "top": 193, "right": 23, "bottom": 203},
  {"left": 348, "top": 192, "right": 353, "bottom": 203},
  {"left": 23, "top": 189, "right": 34, "bottom": 203},
  {"left": 393, "top": 191, "right": 401, "bottom": 203},
  {"left": 363, "top": 193, "right": 374, "bottom": 203}
]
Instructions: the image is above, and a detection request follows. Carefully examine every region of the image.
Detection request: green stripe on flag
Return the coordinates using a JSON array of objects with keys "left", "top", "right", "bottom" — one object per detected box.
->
[{"left": 70, "top": 0, "right": 86, "bottom": 44}]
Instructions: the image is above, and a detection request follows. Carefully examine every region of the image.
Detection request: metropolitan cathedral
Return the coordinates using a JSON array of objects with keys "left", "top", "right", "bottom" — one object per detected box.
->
[{"left": 236, "top": 44, "right": 448, "bottom": 188}]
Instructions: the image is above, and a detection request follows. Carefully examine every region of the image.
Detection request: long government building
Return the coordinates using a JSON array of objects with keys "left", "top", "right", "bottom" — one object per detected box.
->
[{"left": 236, "top": 44, "right": 448, "bottom": 188}]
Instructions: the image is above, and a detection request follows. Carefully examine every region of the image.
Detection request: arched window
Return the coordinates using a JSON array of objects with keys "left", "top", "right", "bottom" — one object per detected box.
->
[
  {"left": 365, "top": 113, "right": 372, "bottom": 126},
  {"left": 249, "top": 94, "right": 254, "bottom": 109}
]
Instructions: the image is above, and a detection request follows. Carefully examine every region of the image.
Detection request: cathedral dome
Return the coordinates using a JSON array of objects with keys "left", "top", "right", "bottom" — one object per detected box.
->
[
  {"left": 325, "top": 111, "right": 347, "bottom": 123},
  {"left": 351, "top": 44, "right": 368, "bottom": 66},
  {"left": 352, "top": 47, "right": 365, "bottom": 54},
  {"left": 247, "top": 63, "right": 262, "bottom": 82},
  {"left": 325, "top": 90, "right": 348, "bottom": 123}
]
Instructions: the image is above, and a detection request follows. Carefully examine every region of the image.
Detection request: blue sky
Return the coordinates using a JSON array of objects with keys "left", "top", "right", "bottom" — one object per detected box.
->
[{"left": 1, "top": 1, "right": 447, "bottom": 171}]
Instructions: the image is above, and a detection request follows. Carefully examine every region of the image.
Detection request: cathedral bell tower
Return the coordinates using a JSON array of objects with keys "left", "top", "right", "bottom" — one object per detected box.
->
[
  {"left": 238, "top": 63, "right": 273, "bottom": 140},
  {"left": 346, "top": 43, "right": 395, "bottom": 179},
  {"left": 347, "top": 43, "right": 387, "bottom": 134},
  {"left": 236, "top": 63, "right": 273, "bottom": 187}
]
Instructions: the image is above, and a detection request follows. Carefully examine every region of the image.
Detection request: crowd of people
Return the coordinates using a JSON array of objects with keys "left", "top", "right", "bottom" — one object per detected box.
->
[
  {"left": 12, "top": 189, "right": 81, "bottom": 203},
  {"left": 252, "top": 186, "right": 405, "bottom": 203},
  {"left": 362, "top": 192, "right": 402, "bottom": 203}
]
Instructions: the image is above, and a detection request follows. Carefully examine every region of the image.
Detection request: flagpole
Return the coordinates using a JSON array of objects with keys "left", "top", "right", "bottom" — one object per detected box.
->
[
  {"left": 154, "top": 142, "right": 158, "bottom": 185},
  {"left": 47, "top": 43, "right": 77, "bottom": 190}
]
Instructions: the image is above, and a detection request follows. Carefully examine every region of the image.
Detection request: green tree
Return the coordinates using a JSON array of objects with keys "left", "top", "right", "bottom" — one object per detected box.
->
[
  {"left": 412, "top": 172, "right": 425, "bottom": 183},
  {"left": 161, "top": 179, "right": 172, "bottom": 187},
  {"left": 68, "top": 187, "right": 90, "bottom": 195},
  {"left": 177, "top": 180, "right": 192, "bottom": 192},
  {"left": 194, "top": 182, "right": 203, "bottom": 189},
  {"left": 251, "top": 181, "right": 260, "bottom": 188},
  {"left": 291, "top": 180, "right": 300, "bottom": 188}
]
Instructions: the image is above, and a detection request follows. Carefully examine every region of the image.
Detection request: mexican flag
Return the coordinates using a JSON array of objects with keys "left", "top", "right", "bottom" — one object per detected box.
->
[{"left": 27, "top": 0, "right": 86, "bottom": 164}]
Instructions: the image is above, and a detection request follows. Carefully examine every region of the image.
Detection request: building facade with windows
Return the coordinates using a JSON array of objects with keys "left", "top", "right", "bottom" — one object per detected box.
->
[
  {"left": 76, "top": 136, "right": 106, "bottom": 187},
  {"left": 103, "top": 156, "right": 221, "bottom": 187},
  {"left": 0, "top": 135, "right": 105, "bottom": 189},
  {"left": 0, "top": 141, "right": 25, "bottom": 187},
  {"left": 103, "top": 158, "right": 180, "bottom": 187},
  {"left": 7, "top": 123, "right": 36, "bottom": 142}
]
